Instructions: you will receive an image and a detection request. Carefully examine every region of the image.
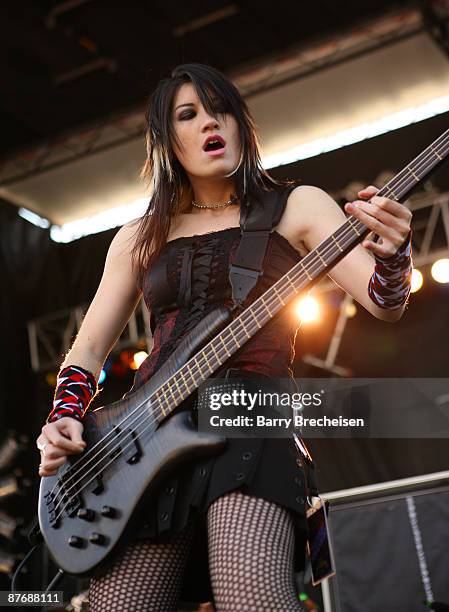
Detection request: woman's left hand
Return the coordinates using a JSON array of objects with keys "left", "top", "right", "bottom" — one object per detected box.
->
[{"left": 344, "top": 185, "right": 412, "bottom": 258}]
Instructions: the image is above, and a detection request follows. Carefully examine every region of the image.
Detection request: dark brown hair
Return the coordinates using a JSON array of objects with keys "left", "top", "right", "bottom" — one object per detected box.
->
[{"left": 131, "top": 63, "right": 293, "bottom": 288}]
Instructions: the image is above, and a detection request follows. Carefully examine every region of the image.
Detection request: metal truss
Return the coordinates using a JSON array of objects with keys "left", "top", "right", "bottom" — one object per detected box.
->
[
  {"left": 0, "top": 110, "right": 144, "bottom": 188},
  {"left": 27, "top": 299, "right": 153, "bottom": 374},
  {"left": 27, "top": 191, "right": 449, "bottom": 374},
  {"left": 232, "top": 5, "right": 427, "bottom": 97},
  {"left": 301, "top": 189, "right": 449, "bottom": 375},
  {"left": 4, "top": 2, "right": 449, "bottom": 188}
]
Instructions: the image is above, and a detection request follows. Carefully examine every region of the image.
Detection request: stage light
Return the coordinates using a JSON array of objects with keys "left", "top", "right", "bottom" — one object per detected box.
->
[
  {"left": 111, "top": 362, "right": 128, "bottom": 377},
  {"left": 345, "top": 302, "right": 357, "bottom": 318},
  {"left": 45, "top": 372, "right": 57, "bottom": 387},
  {"left": 411, "top": 268, "right": 423, "bottom": 293},
  {"left": 431, "top": 259, "right": 449, "bottom": 284},
  {"left": 0, "top": 432, "right": 28, "bottom": 472},
  {"left": 0, "top": 431, "right": 28, "bottom": 471},
  {"left": 50, "top": 197, "right": 148, "bottom": 243},
  {"left": 112, "top": 350, "right": 135, "bottom": 375},
  {"left": 18, "top": 208, "right": 50, "bottom": 229},
  {"left": 262, "top": 93, "right": 449, "bottom": 169},
  {"left": 0, "top": 551, "right": 22, "bottom": 575},
  {"left": 0, "top": 475, "right": 19, "bottom": 500},
  {"left": 0, "top": 511, "right": 23, "bottom": 540},
  {"left": 98, "top": 369, "right": 106, "bottom": 384},
  {"left": 130, "top": 351, "right": 148, "bottom": 370},
  {"left": 0, "top": 472, "right": 31, "bottom": 501},
  {"left": 295, "top": 296, "right": 320, "bottom": 323}
]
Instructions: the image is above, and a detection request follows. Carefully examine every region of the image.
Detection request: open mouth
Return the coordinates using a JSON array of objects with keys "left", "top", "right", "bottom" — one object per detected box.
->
[
  {"left": 204, "top": 140, "right": 225, "bottom": 151},
  {"left": 203, "top": 135, "right": 226, "bottom": 152}
]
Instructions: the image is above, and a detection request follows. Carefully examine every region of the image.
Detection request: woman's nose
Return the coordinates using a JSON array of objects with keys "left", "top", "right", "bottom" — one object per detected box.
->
[{"left": 201, "top": 114, "right": 220, "bottom": 132}]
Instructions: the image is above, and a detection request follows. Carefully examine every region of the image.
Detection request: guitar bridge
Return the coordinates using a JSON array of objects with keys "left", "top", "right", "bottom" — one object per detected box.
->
[
  {"left": 46, "top": 473, "right": 83, "bottom": 528},
  {"left": 45, "top": 491, "right": 60, "bottom": 528}
]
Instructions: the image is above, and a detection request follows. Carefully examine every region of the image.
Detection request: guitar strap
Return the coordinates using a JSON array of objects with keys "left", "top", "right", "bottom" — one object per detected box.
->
[
  {"left": 225, "top": 185, "right": 319, "bottom": 499},
  {"left": 228, "top": 185, "right": 296, "bottom": 308}
]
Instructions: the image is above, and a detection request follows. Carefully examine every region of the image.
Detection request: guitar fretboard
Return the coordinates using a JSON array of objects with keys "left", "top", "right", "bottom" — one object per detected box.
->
[{"left": 150, "top": 126, "right": 449, "bottom": 418}]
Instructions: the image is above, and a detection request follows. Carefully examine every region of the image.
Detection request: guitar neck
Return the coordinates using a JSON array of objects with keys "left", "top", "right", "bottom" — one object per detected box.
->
[{"left": 157, "top": 126, "right": 449, "bottom": 411}]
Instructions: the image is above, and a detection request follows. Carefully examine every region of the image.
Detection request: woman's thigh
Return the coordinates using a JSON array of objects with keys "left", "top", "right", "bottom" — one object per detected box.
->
[
  {"left": 207, "top": 490, "right": 305, "bottom": 612},
  {"left": 88, "top": 522, "right": 194, "bottom": 612}
]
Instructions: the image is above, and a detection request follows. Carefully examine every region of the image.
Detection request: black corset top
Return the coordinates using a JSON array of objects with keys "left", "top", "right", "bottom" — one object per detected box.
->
[{"left": 133, "top": 226, "right": 303, "bottom": 389}]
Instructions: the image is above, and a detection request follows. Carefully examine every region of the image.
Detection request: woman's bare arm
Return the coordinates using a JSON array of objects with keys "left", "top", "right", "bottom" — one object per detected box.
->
[
  {"left": 38, "top": 221, "right": 144, "bottom": 475},
  {"left": 60, "top": 221, "right": 142, "bottom": 377},
  {"left": 286, "top": 185, "right": 411, "bottom": 322}
]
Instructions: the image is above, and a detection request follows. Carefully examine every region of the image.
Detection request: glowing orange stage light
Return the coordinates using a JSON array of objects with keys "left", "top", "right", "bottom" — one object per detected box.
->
[
  {"left": 294, "top": 295, "right": 320, "bottom": 323},
  {"left": 130, "top": 351, "right": 148, "bottom": 370},
  {"left": 45, "top": 373, "right": 57, "bottom": 387},
  {"left": 345, "top": 301, "right": 357, "bottom": 318},
  {"left": 410, "top": 268, "right": 423, "bottom": 293}
]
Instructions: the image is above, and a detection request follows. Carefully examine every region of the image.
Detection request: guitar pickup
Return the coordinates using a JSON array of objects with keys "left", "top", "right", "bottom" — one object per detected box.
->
[
  {"left": 124, "top": 430, "right": 142, "bottom": 465},
  {"left": 92, "top": 473, "right": 104, "bottom": 495},
  {"left": 109, "top": 426, "right": 123, "bottom": 460}
]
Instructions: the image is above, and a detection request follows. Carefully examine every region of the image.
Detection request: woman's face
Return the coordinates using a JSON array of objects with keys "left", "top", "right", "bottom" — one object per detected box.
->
[{"left": 171, "top": 83, "right": 241, "bottom": 181}]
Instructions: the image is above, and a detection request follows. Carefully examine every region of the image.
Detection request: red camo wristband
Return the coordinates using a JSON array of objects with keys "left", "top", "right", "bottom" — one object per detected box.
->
[
  {"left": 46, "top": 365, "right": 98, "bottom": 424},
  {"left": 368, "top": 231, "right": 413, "bottom": 310}
]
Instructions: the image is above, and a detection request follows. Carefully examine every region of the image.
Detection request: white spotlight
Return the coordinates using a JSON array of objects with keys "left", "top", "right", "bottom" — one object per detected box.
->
[
  {"left": 295, "top": 296, "right": 320, "bottom": 323},
  {"left": 431, "top": 259, "right": 449, "bottom": 284},
  {"left": 410, "top": 269, "right": 423, "bottom": 293}
]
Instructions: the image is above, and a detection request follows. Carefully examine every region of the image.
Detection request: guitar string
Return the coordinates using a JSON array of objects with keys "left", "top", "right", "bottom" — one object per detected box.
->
[
  {"left": 55, "top": 128, "right": 448, "bottom": 487},
  {"left": 50, "top": 218, "right": 369, "bottom": 521},
  {"left": 50, "top": 127, "right": 448, "bottom": 496},
  {"left": 49, "top": 132, "right": 447, "bottom": 518},
  {"left": 50, "top": 134, "right": 447, "bottom": 520},
  {"left": 49, "top": 131, "right": 448, "bottom": 521}
]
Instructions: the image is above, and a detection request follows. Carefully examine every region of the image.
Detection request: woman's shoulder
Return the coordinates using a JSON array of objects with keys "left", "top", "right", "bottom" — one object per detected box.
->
[
  {"left": 283, "top": 184, "right": 341, "bottom": 230},
  {"left": 106, "top": 219, "right": 143, "bottom": 272},
  {"left": 109, "top": 219, "right": 138, "bottom": 248},
  {"left": 274, "top": 184, "right": 335, "bottom": 248},
  {"left": 287, "top": 183, "right": 332, "bottom": 203}
]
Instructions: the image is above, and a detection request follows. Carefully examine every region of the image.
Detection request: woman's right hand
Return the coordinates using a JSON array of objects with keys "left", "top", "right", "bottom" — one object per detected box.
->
[{"left": 37, "top": 417, "right": 86, "bottom": 477}]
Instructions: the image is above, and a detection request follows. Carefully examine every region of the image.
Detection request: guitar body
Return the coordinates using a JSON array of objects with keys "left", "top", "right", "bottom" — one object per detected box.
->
[{"left": 38, "top": 308, "right": 230, "bottom": 576}]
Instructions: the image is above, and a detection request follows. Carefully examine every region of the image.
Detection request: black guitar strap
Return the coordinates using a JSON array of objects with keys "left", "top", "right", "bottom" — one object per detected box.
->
[
  {"left": 227, "top": 185, "right": 319, "bottom": 499},
  {"left": 229, "top": 185, "right": 296, "bottom": 308}
]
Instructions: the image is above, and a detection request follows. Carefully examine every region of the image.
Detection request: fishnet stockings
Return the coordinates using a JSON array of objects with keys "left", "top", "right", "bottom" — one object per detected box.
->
[
  {"left": 207, "top": 491, "right": 305, "bottom": 611},
  {"left": 88, "top": 522, "right": 194, "bottom": 612},
  {"left": 88, "top": 491, "right": 305, "bottom": 611}
]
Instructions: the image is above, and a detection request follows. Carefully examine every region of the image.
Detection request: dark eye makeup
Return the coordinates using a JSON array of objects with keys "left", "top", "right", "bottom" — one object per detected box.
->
[
  {"left": 176, "top": 101, "right": 229, "bottom": 121},
  {"left": 178, "top": 111, "right": 195, "bottom": 120}
]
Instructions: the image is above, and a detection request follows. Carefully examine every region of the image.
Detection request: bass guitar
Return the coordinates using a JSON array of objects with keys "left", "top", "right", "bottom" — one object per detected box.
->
[{"left": 39, "top": 127, "right": 449, "bottom": 576}]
